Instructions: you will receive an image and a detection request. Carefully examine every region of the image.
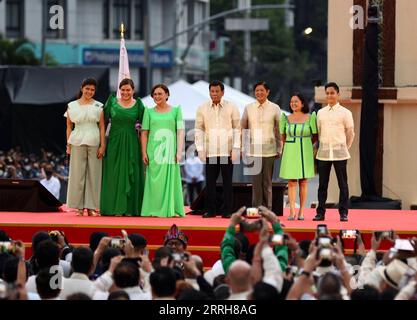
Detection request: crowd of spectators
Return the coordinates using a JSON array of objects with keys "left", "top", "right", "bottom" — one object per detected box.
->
[
  {"left": 0, "top": 147, "right": 69, "bottom": 201},
  {"left": 1, "top": 206, "right": 417, "bottom": 301},
  {"left": 0, "top": 146, "right": 203, "bottom": 205}
]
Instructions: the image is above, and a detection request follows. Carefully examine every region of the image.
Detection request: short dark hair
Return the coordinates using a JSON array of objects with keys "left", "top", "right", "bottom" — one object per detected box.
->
[
  {"left": 318, "top": 272, "right": 342, "bottom": 297},
  {"left": 290, "top": 92, "right": 310, "bottom": 114},
  {"left": 35, "top": 240, "right": 60, "bottom": 270},
  {"left": 209, "top": 80, "right": 224, "bottom": 92},
  {"left": 152, "top": 246, "right": 173, "bottom": 270},
  {"left": 128, "top": 233, "right": 147, "bottom": 250},
  {"left": 32, "top": 231, "right": 51, "bottom": 255},
  {"left": 351, "top": 285, "right": 381, "bottom": 300},
  {"left": 108, "top": 290, "right": 130, "bottom": 300},
  {"left": 113, "top": 262, "right": 140, "bottom": 288},
  {"left": 177, "top": 288, "right": 210, "bottom": 300},
  {"left": 71, "top": 246, "right": 94, "bottom": 275},
  {"left": 119, "top": 78, "right": 135, "bottom": 90},
  {"left": 89, "top": 232, "right": 108, "bottom": 252},
  {"left": 101, "top": 247, "right": 122, "bottom": 272},
  {"left": 36, "top": 268, "right": 61, "bottom": 299},
  {"left": 0, "top": 230, "right": 11, "bottom": 241},
  {"left": 2, "top": 256, "right": 19, "bottom": 283},
  {"left": 253, "top": 81, "right": 270, "bottom": 92},
  {"left": 151, "top": 83, "right": 170, "bottom": 100},
  {"left": 325, "top": 82, "right": 340, "bottom": 93},
  {"left": 66, "top": 293, "right": 92, "bottom": 300},
  {"left": 252, "top": 281, "right": 280, "bottom": 300},
  {"left": 150, "top": 267, "right": 177, "bottom": 297}
]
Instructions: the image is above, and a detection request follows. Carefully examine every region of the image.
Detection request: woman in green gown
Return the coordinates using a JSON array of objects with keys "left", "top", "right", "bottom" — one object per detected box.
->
[
  {"left": 141, "top": 84, "right": 185, "bottom": 217},
  {"left": 100, "top": 78, "right": 145, "bottom": 216},
  {"left": 279, "top": 93, "right": 318, "bottom": 221}
]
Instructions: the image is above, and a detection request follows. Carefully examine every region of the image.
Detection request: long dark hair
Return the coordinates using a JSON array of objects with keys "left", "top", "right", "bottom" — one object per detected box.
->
[
  {"left": 290, "top": 92, "right": 310, "bottom": 114},
  {"left": 77, "top": 78, "right": 98, "bottom": 99}
]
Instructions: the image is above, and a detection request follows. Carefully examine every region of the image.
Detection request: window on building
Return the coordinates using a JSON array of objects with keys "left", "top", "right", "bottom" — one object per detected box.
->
[
  {"left": 6, "top": 0, "right": 24, "bottom": 38},
  {"left": 112, "top": 0, "right": 131, "bottom": 39},
  {"left": 102, "top": 0, "right": 144, "bottom": 40},
  {"left": 134, "top": 0, "right": 144, "bottom": 40},
  {"left": 103, "top": 0, "right": 110, "bottom": 39},
  {"left": 46, "top": 0, "right": 67, "bottom": 39},
  {"left": 187, "top": 0, "right": 195, "bottom": 43}
]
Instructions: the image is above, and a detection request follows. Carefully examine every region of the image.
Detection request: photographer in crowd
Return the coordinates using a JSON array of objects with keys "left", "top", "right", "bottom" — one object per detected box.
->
[{"left": 2, "top": 219, "right": 417, "bottom": 301}]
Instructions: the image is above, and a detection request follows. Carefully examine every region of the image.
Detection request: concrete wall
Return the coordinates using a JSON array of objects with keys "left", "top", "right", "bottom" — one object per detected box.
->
[
  {"left": 396, "top": 0, "right": 417, "bottom": 86},
  {"left": 0, "top": 0, "right": 6, "bottom": 35},
  {"left": 25, "top": 0, "right": 42, "bottom": 41},
  {"left": 383, "top": 97, "right": 417, "bottom": 209},
  {"left": 327, "top": 0, "right": 353, "bottom": 86}
]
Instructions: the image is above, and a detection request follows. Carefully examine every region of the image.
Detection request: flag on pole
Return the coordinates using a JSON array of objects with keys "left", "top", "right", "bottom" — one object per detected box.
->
[{"left": 116, "top": 23, "right": 130, "bottom": 98}]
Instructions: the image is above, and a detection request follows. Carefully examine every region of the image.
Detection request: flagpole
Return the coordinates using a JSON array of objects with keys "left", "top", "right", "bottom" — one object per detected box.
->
[
  {"left": 117, "top": 22, "right": 130, "bottom": 99},
  {"left": 120, "top": 22, "right": 125, "bottom": 39}
]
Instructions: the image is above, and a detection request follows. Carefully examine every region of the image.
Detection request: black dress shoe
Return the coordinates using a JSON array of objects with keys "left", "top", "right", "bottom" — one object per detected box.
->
[
  {"left": 340, "top": 215, "right": 348, "bottom": 222},
  {"left": 313, "top": 214, "right": 325, "bottom": 221},
  {"left": 221, "top": 213, "right": 232, "bottom": 219},
  {"left": 202, "top": 212, "right": 216, "bottom": 218}
]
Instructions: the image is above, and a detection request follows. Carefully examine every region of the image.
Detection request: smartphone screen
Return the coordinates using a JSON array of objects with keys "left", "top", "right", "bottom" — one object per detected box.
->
[
  {"left": 340, "top": 230, "right": 357, "bottom": 239},
  {"left": 317, "top": 224, "right": 328, "bottom": 237}
]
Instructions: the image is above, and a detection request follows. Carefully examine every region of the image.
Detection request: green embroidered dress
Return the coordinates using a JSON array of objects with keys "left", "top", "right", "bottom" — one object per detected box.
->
[
  {"left": 100, "top": 94, "right": 145, "bottom": 216},
  {"left": 140, "top": 106, "right": 185, "bottom": 217}
]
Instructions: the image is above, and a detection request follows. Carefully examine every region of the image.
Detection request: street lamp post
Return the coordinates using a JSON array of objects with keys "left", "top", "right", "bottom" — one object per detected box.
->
[{"left": 143, "top": 3, "right": 294, "bottom": 93}]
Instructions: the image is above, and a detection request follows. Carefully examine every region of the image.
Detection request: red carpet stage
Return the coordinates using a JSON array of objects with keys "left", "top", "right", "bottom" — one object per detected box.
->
[{"left": 1, "top": 206, "right": 416, "bottom": 268}]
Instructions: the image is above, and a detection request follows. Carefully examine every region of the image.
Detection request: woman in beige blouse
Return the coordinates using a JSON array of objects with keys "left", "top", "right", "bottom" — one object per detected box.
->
[{"left": 65, "top": 78, "right": 105, "bottom": 216}]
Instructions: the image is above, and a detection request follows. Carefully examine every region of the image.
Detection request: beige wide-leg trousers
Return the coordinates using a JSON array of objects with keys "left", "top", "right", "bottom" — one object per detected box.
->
[{"left": 67, "top": 145, "right": 102, "bottom": 210}]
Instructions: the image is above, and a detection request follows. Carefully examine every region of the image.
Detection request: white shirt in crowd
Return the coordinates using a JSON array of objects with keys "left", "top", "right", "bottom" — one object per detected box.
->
[
  {"left": 183, "top": 155, "right": 204, "bottom": 183},
  {"left": 40, "top": 176, "right": 61, "bottom": 200}
]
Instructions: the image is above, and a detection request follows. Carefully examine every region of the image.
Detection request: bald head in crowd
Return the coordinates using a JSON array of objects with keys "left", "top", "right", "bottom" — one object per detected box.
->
[{"left": 226, "top": 260, "right": 252, "bottom": 294}]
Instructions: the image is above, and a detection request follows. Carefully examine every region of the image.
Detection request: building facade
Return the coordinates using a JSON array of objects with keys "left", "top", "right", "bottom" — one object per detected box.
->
[{"left": 0, "top": 0, "right": 210, "bottom": 94}]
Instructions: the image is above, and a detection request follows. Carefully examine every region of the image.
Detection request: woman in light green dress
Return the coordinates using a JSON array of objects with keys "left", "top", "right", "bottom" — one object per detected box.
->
[
  {"left": 100, "top": 78, "right": 145, "bottom": 216},
  {"left": 279, "top": 93, "right": 318, "bottom": 220},
  {"left": 141, "top": 84, "right": 185, "bottom": 217}
]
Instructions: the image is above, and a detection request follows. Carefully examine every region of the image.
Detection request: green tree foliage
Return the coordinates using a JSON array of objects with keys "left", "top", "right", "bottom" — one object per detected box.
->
[
  {"left": 0, "top": 34, "right": 57, "bottom": 66},
  {"left": 210, "top": 0, "right": 327, "bottom": 109}
]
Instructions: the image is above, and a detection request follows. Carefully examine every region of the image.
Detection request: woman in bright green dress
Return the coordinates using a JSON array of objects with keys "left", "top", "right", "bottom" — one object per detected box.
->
[
  {"left": 141, "top": 84, "right": 185, "bottom": 217},
  {"left": 279, "top": 93, "right": 318, "bottom": 220},
  {"left": 100, "top": 78, "right": 145, "bottom": 216}
]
